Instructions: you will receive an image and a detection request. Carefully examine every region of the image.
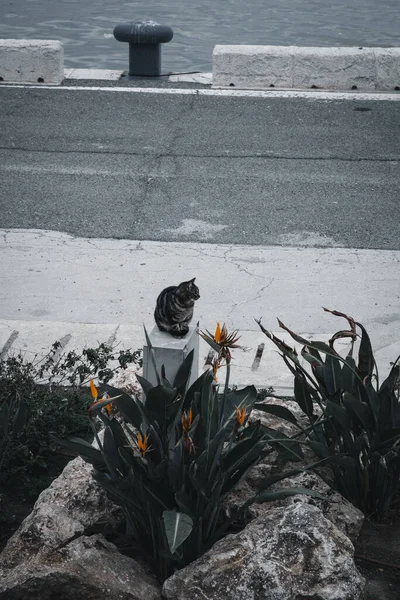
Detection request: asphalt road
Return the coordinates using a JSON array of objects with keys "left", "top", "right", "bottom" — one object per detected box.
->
[{"left": 0, "top": 86, "right": 399, "bottom": 249}]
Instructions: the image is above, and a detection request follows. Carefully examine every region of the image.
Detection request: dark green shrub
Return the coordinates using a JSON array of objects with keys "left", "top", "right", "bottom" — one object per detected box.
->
[
  {"left": 0, "top": 344, "right": 142, "bottom": 500},
  {"left": 257, "top": 308, "right": 400, "bottom": 521}
]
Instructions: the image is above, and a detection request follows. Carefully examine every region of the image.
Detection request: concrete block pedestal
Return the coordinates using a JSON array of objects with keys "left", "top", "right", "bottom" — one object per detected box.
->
[{"left": 143, "top": 324, "right": 199, "bottom": 389}]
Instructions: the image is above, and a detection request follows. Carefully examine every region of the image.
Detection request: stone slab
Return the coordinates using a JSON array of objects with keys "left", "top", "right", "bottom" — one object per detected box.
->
[
  {"left": 0, "top": 39, "right": 64, "bottom": 84},
  {"left": 213, "top": 45, "right": 400, "bottom": 90}
]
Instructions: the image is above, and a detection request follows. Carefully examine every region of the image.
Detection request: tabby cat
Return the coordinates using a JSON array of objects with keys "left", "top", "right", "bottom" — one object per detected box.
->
[{"left": 154, "top": 278, "right": 200, "bottom": 338}]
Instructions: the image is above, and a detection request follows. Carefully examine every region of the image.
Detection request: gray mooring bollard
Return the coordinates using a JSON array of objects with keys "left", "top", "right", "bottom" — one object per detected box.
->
[{"left": 113, "top": 20, "right": 173, "bottom": 77}]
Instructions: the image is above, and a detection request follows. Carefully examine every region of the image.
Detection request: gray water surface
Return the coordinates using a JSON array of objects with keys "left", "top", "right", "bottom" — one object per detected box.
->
[{"left": 1, "top": 0, "right": 399, "bottom": 72}]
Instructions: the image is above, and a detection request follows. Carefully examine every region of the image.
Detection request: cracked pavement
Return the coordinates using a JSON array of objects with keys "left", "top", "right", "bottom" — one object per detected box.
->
[{"left": 0, "top": 86, "right": 399, "bottom": 248}]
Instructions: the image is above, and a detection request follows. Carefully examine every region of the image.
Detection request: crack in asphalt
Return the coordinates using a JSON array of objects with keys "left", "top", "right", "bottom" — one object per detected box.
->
[{"left": 0, "top": 145, "right": 398, "bottom": 162}]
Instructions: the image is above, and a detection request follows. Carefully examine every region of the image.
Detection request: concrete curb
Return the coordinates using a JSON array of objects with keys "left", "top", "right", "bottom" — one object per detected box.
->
[
  {"left": 0, "top": 39, "right": 64, "bottom": 84},
  {"left": 212, "top": 45, "right": 400, "bottom": 91}
]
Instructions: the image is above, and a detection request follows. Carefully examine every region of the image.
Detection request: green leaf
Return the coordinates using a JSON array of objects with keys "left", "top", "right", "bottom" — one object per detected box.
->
[
  {"left": 307, "top": 439, "right": 333, "bottom": 459},
  {"left": 103, "top": 427, "right": 123, "bottom": 471},
  {"left": 194, "top": 427, "right": 226, "bottom": 489},
  {"left": 163, "top": 510, "right": 193, "bottom": 554},
  {"left": 54, "top": 436, "right": 104, "bottom": 466},
  {"left": 262, "top": 426, "right": 304, "bottom": 461},
  {"left": 323, "top": 354, "right": 342, "bottom": 395},
  {"left": 378, "top": 364, "right": 400, "bottom": 430},
  {"left": 182, "top": 370, "right": 209, "bottom": 412},
  {"left": 136, "top": 374, "right": 154, "bottom": 397},
  {"left": 146, "top": 385, "right": 177, "bottom": 430},
  {"left": 374, "top": 428, "right": 400, "bottom": 450},
  {"left": 253, "top": 403, "right": 299, "bottom": 426},
  {"left": 173, "top": 350, "right": 194, "bottom": 392},
  {"left": 222, "top": 437, "right": 264, "bottom": 476},
  {"left": 256, "top": 486, "right": 328, "bottom": 503},
  {"left": 161, "top": 365, "right": 173, "bottom": 388},
  {"left": 103, "top": 384, "right": 147, "bottom": 430},
  {"left": 342, "top": 392, "right": 373, "bottom": 432},
  {"left": 294, "top": 376, "right": 314, "bottom": 417},
  {"left": 325, "top": 400, "right": 351, "bottom": 432},
  {"left": 356, "top": 322, "right": 375, "bottom": 380},
  {"left": 342, "top": 355, "right": 357, "bottom": 394}
]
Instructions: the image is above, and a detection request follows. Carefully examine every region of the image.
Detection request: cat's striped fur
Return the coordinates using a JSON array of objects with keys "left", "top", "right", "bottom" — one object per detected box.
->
[{"left": 154, "top": 278, "right": 200, "bottom": 338}]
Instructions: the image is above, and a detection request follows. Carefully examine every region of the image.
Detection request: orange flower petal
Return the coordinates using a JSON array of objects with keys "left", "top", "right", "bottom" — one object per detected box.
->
[{"left": 89, "top": 377, "right": 98, "bottom": 400}]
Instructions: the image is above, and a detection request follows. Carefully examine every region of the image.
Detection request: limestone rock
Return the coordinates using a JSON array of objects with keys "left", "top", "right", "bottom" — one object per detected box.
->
[
  {"left": 225, "top": 456, "right": 363, "bottom": 542},
  {"left": 0, "top": 534, "right": 162, "bottom": 600},
  {"left": 163, "top": 503, "right": 365, "bottom": 600},
  {"left": 267, "top": 470, "right": 364, "bottom": 542},
  {"left": 0, "top": 456, "right": 162, "bottom": 599},
  {"left": 110, "top": 365, "right": 143, "bottom": 398},
  {"left": 0, "top": 456, "right": 122, "bottom": 569}
]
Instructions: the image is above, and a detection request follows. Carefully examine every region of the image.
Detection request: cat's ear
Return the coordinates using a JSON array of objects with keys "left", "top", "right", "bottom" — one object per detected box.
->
[{"left": 190, "top": 278, "right": 196, "bottom": 283}]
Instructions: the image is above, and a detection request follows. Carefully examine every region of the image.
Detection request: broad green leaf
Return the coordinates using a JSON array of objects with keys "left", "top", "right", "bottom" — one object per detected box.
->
[
  {"left": 146, "top": 385, "right": 176, "bottom": 429},
  {"left": 182, "top": 370, "right": 209, "bottom": 412},
  {"left": 173, "top": 350, "right": 194, "bottom": 392},
  {"left": 294, "top": 376, "right": 314, "bottom": 417},
  {"left": 222, "top": 437, "right": 260, "bottom": 475},
  {"left": 374, "top": 429, "right": 400, "bottom": 451},
  {"left": 301, "top": 350, "right": 324, "bottom": 369},
  {"left": 356, "top": 321, "right": 375, "bottom": 380},
  {"left": 102, "top": 383, "right": 147, "bottom": 430},
  {"left": 168, "top": 432, "right": 184, "bottom": 489},
  {"left": 54, "top": 436, "right": 104, "bottom": 466},
  {"left": 135, "top": 374, "right": 154, "bottom": 398},
  {"left": 107, "top": 416, "right": 129, "bottom": 448},
  {"left": 103, "top": 427, "right": 123, "bottom": 471},
  {"left": 325, "top": 400, "right": 351, "bottom": 432},
  {"left": 342, "top": 392, "right": 373, "bottom": 432},
  {"left": 194, "top": 427, "right": 226, "bottom": 489},
  {"left": 342, "top": 355, "right": 357, "bottom": 394},
  {"left": 163, "top": 510, "right": 193, "bottom": 554},
  {"left": 363, "top": 377, "right": 379, "bottom": 424},
  {"left": 323, "top": 354, "right": 342, "bottom": 395},
  {"left": 379, "top": 363, "right": 400, "bottom": 394},
  {"left": 307, "top": 439, "right": 333, "bottom": 459},
  {"left": 261, "top": 426, "right": 304, "bottom": 461},
  {"left": 256, "top": 486, "right": 328, "bottom": 503},
  {"left": 253, "top": 403, "right": 299, "bottom": 426},
  {"left": 378, "top": 365, "right": 399, "bottom": 430},
  {"left": 222, "top": 439, "right": 267, "bottom": 494},
  {"left": 161, "top": 365, "right": 173, "bottom": 389}
]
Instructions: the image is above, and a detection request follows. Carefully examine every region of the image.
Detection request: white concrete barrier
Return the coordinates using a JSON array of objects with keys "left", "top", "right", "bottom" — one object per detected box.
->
[
  {"left": 212, "top": 46, "right": 400, "bottom": 91},
  {"left": 0, "top": 40, "right": 64, "bottom": 84}
]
